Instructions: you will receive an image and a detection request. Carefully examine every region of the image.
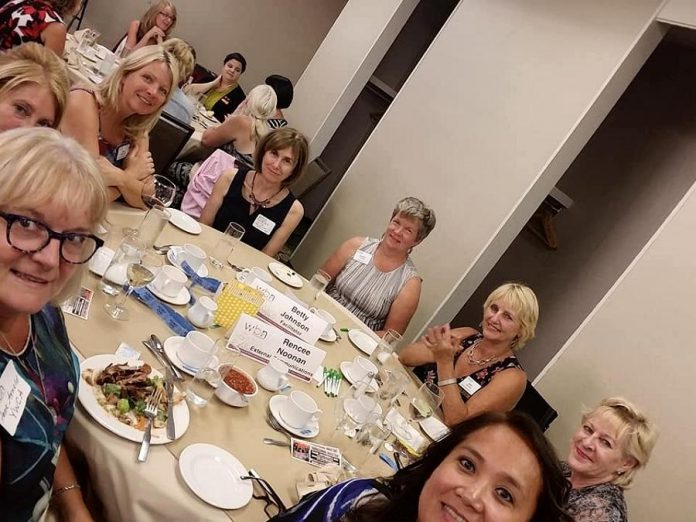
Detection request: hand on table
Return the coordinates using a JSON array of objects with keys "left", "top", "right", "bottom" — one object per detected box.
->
[
  {"left": 124, "top": 144, "right": 155, "bottom": 181},
  {"left": 422, "top": 324, "right": 458, "bottom": 363}
]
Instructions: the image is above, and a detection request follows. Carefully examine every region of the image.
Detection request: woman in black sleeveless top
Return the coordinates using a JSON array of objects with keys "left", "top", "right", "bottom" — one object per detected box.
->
[{"left": 200, "top": 128, "right": 308, "bottom": 257}]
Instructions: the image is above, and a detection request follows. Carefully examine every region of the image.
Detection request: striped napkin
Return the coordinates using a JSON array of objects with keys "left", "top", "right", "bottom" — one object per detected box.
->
[{"left": 132, "top": 287, "right": 195, "bottom": 336}]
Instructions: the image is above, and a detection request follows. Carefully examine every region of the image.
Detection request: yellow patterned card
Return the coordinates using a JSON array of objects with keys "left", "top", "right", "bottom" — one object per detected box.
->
[{"left": 214, "top": 281, "right": 265, "bottom": 328}]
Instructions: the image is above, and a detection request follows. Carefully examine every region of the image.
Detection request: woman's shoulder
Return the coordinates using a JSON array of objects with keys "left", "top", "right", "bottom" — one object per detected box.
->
[{"left": 569, "top": 481, "right": 627, "bottom": 521}]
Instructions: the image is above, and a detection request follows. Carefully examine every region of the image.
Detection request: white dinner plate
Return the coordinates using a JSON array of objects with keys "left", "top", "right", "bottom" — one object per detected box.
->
[
  {"left": 163, "top": 336, "right": 219, "bottom": 377},
  {"left": 78, "top": 354, "right": 190, "bottom": 443},
  {"left": 168, "top": 208, "right": 202, "bottom": 235},
  {"left": 340, "top": 361, "right": 378, "bottom": 393},
  {"left": 267, "top": 261, "right": 303, "bottom": 288},
  {"left": 167, "top": 246, "right": 209, "bottom": 277},
  {"left": 88, "top": 246, "right": 114, "bottom": 277},
  {"left": 179, "top": 443, "right": 253, "bottom": 510},
  {"left": 147, "top": 279, "right": 191, "bottom": 306},
  {"left": 268, "top": 395, "right": 319, "bottom": 438},
  {"left": 347, "top": 329, "right": 378, "bottom": 356}
]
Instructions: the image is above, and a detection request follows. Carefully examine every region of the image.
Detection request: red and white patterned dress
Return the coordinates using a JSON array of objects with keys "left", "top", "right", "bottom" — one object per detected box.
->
[{"left": 0, "top": 0, "right": 63, "bottom": 50}]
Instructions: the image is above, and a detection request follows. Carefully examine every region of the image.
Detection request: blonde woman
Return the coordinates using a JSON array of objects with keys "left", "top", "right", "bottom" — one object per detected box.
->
[
  {"left": 400, "top": 282, "right": 538, "bottom": 426},
  {"left": 0, "top": 42, "right": 68, "bottom": 131},
  {"left": 115, "top": 0, "right": 177, "bottom": 56},
  {"left": 0, "top": 0, "right": 83, "bottom": 55},
  {"left": 0, "top": 127, "right": 108, "bottom": 521},
  {"left": 61, "top": 45, "right": 178, "bottom": 207},
  {"left": 564, "top": 397, "right": 658, "bottom": 521},
  {"left": 161, "top": 37, "right": 195, "bottom": 123}
]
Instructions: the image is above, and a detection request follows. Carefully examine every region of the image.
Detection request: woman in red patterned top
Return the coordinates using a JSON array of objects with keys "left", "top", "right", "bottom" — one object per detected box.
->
[{"left": 0, "top": 0, "right": 82, "bottom": 55}]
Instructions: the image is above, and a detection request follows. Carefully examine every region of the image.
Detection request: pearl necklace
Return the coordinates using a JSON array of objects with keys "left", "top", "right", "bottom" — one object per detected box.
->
[{"left": 466, "top": 339, "right": 501, "bottom": 366}]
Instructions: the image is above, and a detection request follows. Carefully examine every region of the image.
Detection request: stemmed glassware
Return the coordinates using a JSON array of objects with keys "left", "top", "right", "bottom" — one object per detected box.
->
[
  {"left": 210, "top": 222, "right": 245, "bottom": 269},
  {"left": 104, "top": 244, "right": 162, "bottom": 320},
  {"left": 142, "top": 175, "right": 176, "bottom": 208},
  {"left": 410, "top": 381, "right": 442, "bottom": 419}
]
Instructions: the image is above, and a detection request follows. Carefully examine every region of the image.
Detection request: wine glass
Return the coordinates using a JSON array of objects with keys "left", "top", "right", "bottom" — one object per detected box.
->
[
  {"left": 210, "top": 222, "right": 245, "bottom": 269},
  {"left": 410, "top": 382, "right": 442, "bottom": 419},
  {"left": 309, "top": 269, "right": 331, "bottom": 305},
  {"left": 142, "top": 175, "right": 176, "bottom": 208},
  {"left": 104, "top": 248, "right": 162, "bottom": 320}
]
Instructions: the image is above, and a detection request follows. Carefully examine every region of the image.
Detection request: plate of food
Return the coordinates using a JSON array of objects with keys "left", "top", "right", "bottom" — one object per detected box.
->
[{"left": 79, "top": 354, "right": 190, "bottom": 443}]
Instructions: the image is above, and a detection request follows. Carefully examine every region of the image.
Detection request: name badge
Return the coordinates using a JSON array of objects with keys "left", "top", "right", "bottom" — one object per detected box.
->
[
  {"left": 115, "top": 143, "right": 130, "bottom": 162},
  {"left": 458, "top": 376, "right": 482, "bottom": 398},
  {"left": 353, "top": 250, "right": 372, "bottom": 264},
  {"left": 0, "top": 361, "right": 31, "bottom": 436},
  {"left": 252, "top": 214, "right": 276, "bottom": 235}
]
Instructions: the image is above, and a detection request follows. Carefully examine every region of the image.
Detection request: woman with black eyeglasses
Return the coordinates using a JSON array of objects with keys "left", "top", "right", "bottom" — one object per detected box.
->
[{"left": 0, "top": 127, "right": 108, "bottom": 521}]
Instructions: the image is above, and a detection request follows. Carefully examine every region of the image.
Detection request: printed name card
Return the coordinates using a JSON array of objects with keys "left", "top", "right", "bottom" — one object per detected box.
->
[
  {"left": 229, "top": 314, "right": 327, "bottom": 382},
  {"left": 248, "top": 280, "right": 327, "bottom": 345},
  {"left": 0, "top": 361, "right": 31, "bottom": 436}
]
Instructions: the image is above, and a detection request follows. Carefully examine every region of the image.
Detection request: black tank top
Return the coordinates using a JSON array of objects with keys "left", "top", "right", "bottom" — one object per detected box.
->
[{"left": 212, "top": 166, "right": 296, "bottom": 251}]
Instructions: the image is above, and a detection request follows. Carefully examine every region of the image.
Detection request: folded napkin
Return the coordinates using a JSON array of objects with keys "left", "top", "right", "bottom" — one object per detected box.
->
[
  {"left": 296, "top": 464, "right": 348, "bottom": 499},
  {"left": 180, "top": 261, "right": 222, "bottom": 293},
  {"left": 132, "top": 287, "right": 195, "bottom": 336}
]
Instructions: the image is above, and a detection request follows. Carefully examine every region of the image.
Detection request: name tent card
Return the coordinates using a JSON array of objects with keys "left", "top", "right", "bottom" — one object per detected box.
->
[
  {"left": 229, "top": 314, "right": 327, "bottom": 382},
  {"left": 248, "top": 280, "right": 327, "bottom": 345}
]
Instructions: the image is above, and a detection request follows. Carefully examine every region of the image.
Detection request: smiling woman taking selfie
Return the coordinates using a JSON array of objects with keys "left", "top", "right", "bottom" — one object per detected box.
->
[{"left": 0, "top": 127, "right": 108, "bottom": 522}]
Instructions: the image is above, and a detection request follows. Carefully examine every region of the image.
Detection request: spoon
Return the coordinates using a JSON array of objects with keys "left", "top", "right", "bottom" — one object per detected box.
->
[
  {"left": 152, "top": 244, "right": 175, "bottom": 254},
  {"left": 263, "top": 437, "right": 290, "bottom": 447}
]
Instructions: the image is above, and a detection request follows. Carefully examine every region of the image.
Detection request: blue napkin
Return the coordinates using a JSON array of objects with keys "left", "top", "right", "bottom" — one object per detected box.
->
[
  {"left": 180, "top": 261, "right": 222, "bottom": 293},
  {"left": 132, "top": 287, "right": 195, "bottom": 336}
]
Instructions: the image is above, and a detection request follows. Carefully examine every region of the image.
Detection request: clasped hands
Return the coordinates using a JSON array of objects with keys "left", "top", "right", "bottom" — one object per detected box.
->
[{"left": 422, "top": 324, "right": 459, "bottom": 363}]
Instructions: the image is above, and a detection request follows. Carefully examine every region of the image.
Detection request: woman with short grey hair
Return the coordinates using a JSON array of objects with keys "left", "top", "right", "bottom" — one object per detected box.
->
[{"left": 320, "top": 196, "right": 436, "bottom": 334}]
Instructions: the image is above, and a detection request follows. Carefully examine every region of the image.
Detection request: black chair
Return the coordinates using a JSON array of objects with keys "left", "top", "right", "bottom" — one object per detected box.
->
[
  {"left": 68, "top": 0, "right": 89, "bottom": 31},
  {"left": 149, "top": 111, "right": 194, "bottom": 175},
  {"left": 514, "top": 381, "right": 558, "bottom": 432}
]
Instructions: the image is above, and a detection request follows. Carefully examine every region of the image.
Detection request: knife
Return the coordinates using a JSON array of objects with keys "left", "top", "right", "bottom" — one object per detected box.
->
[
  {"left": 151, "top": 334, "right": 185, "bottom": 382},
  {"left": 165, "top": 370, "right": 176, "bottom": 440},
  {"left": 141, "top": 339, "right": 183, "bottom": 382}
]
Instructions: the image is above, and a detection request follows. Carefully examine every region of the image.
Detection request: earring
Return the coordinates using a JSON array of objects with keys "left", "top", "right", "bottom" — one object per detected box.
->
[{"left": 616, "top": 470, "right": 625, "bottom": 476}]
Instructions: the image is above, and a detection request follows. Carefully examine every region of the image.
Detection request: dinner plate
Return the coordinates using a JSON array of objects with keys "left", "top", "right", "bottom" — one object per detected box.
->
[
  {"left": 179, "top": 443, "right": 252, "bottom": 509},
  {"left": 268, "top": 395, "right": 319, "bottom": 438},
  {"left": 163, "top": 336, "right": 219, "bottom": 377},
  {"left": 167, "top": 246, "right": 209, "bottom": 277},
  {"left": 88, "top": 246, "right": 114, "bottom": 277},
  {"left": 347, "top": 329, "right": 378, "bottom": 356},
  {"left": 147, "top": 279, "right": 191, "bottom": 306},
  {"left": 340, "top": 361, "right": 378, "bottom": 393},
  {"left": 268, "top": 261, "right": 303, "bottom": 288},
  {"left": 78, "top": 354, "right": 190, "bottom": 443},
  {"left": 168, "top": 208, "right": 202, "bottom": 235}
]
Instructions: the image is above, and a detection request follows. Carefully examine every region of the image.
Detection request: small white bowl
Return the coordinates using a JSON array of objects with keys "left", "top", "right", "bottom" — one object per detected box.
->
[{"left": 215, "top": 365, "right": 257, "bottom": 407}]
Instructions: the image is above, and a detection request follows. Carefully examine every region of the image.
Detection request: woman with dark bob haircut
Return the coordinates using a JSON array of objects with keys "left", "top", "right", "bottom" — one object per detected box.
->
[
  {"left": 271, "top": 411, "right": 572, "bottom": 522},
  {"left": 185, "top": 51, "right": 247, "bottom": 122}
]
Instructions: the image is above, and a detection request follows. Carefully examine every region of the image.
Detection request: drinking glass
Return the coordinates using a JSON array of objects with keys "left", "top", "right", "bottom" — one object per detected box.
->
[
  {"left": 210, "top": 222, "right": 245, "bottom": 269},
  {"left": 331, "top": 384, "right": 380, "bottom": 443},
  {"left": 185, "top": 340, "right": 224, "bottom": 407},
  {"left": 352, "top": 421, "right": 390, "bottom": 466},
  {"left": 410, "top": 382, "right": 442, "bottom": 419},
  {"left": 142, "top": 175, "right": 176, "bottom": 208},
  {"left": 104, "top": 248, "right": 162, "bottom": 320},
  {"left": 99, "top": 233, "right": 142, "bottom": 296},
  {"left": 377, "top": 369, "right": 408, "bottom": 411},
  {"left": 136, "top": 205, "right": 171, "bottom": 249},
  {"left": 370, "top": 329, "right": 403, "bottom": 367},
  {"left": 309, "top": 269, "right": 331, "bottom": 305}
]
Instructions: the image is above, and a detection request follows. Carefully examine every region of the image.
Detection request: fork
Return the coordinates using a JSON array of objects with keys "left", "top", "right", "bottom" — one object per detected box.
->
[
  {"left": 137, "top": 387, "right": 164, "bottom": 463},
  {"left": 265, "top": 411, "right": 290, "bottom": 439}
]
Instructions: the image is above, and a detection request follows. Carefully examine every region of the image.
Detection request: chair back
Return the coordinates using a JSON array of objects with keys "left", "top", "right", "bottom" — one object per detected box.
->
[
  {"left": 149, "top": 112, "right": 194, "bottom": 175},
  {"left": 514, "top": 381, "right": 558, "bottom": 432}
]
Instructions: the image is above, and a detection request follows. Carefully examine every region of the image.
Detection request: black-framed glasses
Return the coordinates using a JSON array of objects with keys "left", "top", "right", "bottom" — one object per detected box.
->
[
  {"left": 0, "top": 211, "right": 104, "bottom": 264},
  {"left": 159, "top": 10, "right": 175, "bottom": 21},
  {"left": 241, "top": 474, "right": 287, "bottom": 518}
]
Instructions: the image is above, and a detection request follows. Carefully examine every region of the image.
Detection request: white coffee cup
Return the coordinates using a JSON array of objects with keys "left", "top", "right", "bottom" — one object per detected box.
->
[
  {"left": 280, "top": 390, "right": 323, "bottom": 429},
  {"left": 177, "top": 331, "right": 216, "bottom": 369},
  {"left": 187, "top": 296, "right": 218, "bottom": 328},
  {"left": 152, "top": 265, "right": 187, "bottom": 298},
  {"left": 256, "top": 357, "right": 289, "bottom": 391},
  {"left": 179, "top": 243, "right": 207, "bottom": 272},
  {"left": 236, "top": 266, "right": 272, "bottom": 285},
  {"left": 311, "top": 308, "right": 336, "bottom": 337},
  {"left": 350, "top": 356, "right": 378, "bottom": 383}
]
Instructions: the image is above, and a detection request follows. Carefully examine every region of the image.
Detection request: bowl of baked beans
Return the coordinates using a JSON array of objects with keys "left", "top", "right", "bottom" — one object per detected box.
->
[{"left": 215, "top": 364, "right": 258, "bottom": 407}]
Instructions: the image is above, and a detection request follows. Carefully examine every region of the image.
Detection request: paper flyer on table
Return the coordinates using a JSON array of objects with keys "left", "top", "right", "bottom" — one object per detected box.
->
[
  {"left": 290, "top": 438, "right": 341, "bottom": 467},
  {"left": 61, "top": 287, "right": 94, "bottom": 320}
]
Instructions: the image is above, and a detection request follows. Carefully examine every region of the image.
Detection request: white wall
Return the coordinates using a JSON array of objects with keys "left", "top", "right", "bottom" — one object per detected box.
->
[
  {"left": 659, "top": 0, "right": 696, "bottom": 28},
  {"left": 292, "top": 0, "right": 666, "bottom": 342},
  {"left": 80, "top": 0, "right": 347, "bottom": 89}
]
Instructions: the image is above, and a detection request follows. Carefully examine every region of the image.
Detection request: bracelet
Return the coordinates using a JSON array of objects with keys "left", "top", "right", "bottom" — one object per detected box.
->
[
  {"left": 437, "top": 378, "right": 458, "bottom": 387},
  {"left": 54, "top": 484, "right": 81, "bottom": 495}
]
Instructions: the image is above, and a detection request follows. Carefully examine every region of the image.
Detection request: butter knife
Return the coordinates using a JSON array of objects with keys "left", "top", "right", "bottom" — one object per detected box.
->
[
  {"left": 151, "top": 334, "right": 185, "bottom": 382},
  {"left": 165, "top": 370, "right": 176, "bottom": 440},
  {"left": 141, "top": 339, "right": 183, "bottom": 382}
]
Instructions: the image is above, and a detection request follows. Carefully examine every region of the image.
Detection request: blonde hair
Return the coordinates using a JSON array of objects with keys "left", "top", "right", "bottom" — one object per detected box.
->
[
  {"left": 0, "top": 43, "right": 69, "bottom": 127},
  {"left": 98, "top": 46, "right": 178, "bottom": 139},
  {"left": 242, "top": 84, "right": 276, "bottom": 144},
  {"left": 482, "top": 282, "right": 539, "bottom": 349},
  {"left": 139, "top": 0, "right": 177, "bottom": 39},
  {"left": 583, "top": 397, "right": 658, "bottom": 488},
  {"left": 161, "top": 38, "right": 194, "bottom": 81},
  {"left": 0, "top": 128, "right": 108, "bottom": 303}
]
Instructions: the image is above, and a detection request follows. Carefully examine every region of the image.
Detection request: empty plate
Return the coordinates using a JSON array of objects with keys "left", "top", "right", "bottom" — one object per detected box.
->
[
  {"left": 347, "top": 329, "right": 378, "bottom": 355},
  {"left": 268, "top": 261, "right": 303, "bottom": 288},
  {"left": 168, "top": 208, "right": 202, "bottom": 235}
]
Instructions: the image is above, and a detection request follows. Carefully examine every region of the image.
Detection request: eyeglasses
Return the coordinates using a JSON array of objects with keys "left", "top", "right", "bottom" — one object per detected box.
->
[
  {"left": 159, "top": 11, "right": 175, "bottom": 21},
  {"left": 241, "top": 474, "right": 287, "bottom": 518},
  {"left": 0, "top": 211, "right": 103, "bottom": 264}
]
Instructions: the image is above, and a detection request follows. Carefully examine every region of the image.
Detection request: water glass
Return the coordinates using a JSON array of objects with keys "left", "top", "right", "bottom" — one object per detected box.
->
[
  {"left": 377, "top": 369, "right": 408, "bottom": 410},
  {"left": 309, "top": 269, "right": 330, "bottom": 304},
  {"left": 137, "top": 205, "right": 170, "bottom": 249},
  {"left": 210, "top": 222, "right": 245, "bottom": 269},
  {"left": 411, "top": 382, "right": 442, "bottom": 419},
  {"left": 99, "top": 234, "right": 142, "bottom": 296},
  {"left": 370, "top": 329, "right": 403, "bottom": 367},
  {"left": 186, "top": 367, "right": 221, "bottom": 407},
  {"left": 353, "top": 421, "right": 390, "bottom": 464}
]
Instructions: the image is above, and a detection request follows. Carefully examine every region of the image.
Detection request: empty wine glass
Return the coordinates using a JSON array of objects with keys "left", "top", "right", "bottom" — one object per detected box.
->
[
  {"left": 142, "top": 175, "right": 176, "bottom": 208},
  {"left": 210, "top": 222, "right": 245, "bottom": 269},
  {"left": 104, "top": 248, "right": 162, "bottom": 320}
]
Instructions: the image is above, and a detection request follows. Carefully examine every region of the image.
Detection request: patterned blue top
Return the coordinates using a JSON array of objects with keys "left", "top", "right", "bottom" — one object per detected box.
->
[
  {"left": 0, "top": 306, "right": 78, "bottom": 522},
  {"left": 270, "top": 478, "right": 384, "bottom": 521}
]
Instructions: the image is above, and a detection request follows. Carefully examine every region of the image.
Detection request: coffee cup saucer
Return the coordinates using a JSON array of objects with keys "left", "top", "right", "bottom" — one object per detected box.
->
[
  {"left": 147, "top": 280, "right": 190, "bottom": 306},
  {"left": 339, "top": 361, "right": 378, "bottom": 393},
  {"left": 319, "top": 328, "right": 337, "bottom": 343},
  {"left": 268, "top": 395, "right": 319, "bottom": 438},
  {"left": 163, "top": 336, "right": 218, "bottom": 377},
  {"left": 167, "top": 246, "right": 209, "bottom": 277}
]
